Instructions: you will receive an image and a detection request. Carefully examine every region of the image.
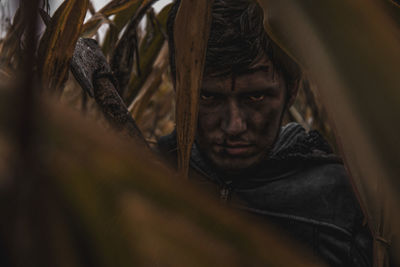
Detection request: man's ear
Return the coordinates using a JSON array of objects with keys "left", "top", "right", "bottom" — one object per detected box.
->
[{"left": 287, "top": 79, "right": 300, "bottom": 108}]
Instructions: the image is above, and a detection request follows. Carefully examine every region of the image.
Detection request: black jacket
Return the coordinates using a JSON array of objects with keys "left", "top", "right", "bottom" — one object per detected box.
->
[{"left": 158, "top": 123, "right": 373, "bottom": 266}]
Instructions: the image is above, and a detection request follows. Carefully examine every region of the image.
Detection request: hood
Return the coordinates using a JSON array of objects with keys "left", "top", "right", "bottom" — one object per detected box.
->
[
  {"left": 189, "top": 123, "right": 341, "bottom": 184},
  {"left": 157, "top": 123, "right": 341, "bottom": 184}
]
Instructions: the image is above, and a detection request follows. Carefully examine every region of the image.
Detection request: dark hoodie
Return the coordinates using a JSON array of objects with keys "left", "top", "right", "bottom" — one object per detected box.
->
[{"left": 158, "top": 123, "right": 373, "bottom": 266}]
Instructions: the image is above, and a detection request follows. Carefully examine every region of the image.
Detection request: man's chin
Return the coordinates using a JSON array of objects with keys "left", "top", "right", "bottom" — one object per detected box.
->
[{"left": 208, "top": 154, "right": 264, "bottom": 175}]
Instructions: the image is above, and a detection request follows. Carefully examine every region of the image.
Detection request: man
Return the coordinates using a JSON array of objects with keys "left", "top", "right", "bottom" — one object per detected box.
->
[{"left": 158, "top": 0, "right": 373, "bottom": 265}]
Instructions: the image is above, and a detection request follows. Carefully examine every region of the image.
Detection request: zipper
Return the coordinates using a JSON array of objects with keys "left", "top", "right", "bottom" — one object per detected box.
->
[{"left": 220, "top": 185, "right": 231, "bottom": 203}]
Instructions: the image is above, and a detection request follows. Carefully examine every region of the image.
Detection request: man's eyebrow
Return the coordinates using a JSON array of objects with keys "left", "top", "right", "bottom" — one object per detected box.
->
[
  {"left": 239, "top": 87, "right": 279, "bottom": 95},
  {"left": 200, "top": 88, "right": 225, "bottom": 95},
  {"left": 200, "top": 86, "right": 224, "bottom": 92}
]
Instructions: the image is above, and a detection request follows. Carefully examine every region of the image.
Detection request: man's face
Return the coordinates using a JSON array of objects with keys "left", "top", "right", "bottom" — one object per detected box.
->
[{"left": 196, "top": 60, "right": 288, "bottom": 174}]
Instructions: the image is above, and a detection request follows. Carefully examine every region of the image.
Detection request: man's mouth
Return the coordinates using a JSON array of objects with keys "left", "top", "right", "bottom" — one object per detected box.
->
[{"left": 214, "top": 142, "right": 255, "bottom": 156}]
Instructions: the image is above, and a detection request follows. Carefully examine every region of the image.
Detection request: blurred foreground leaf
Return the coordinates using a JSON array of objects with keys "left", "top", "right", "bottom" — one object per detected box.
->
[
  {"left": 0, "top": 89, "right": 322, "bottom": 267},
  {"left": 258, "top": 0, "right": 400, "bottom": 266}
]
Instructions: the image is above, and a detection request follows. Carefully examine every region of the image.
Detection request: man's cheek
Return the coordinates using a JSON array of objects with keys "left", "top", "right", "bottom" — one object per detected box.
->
[
  {"left": 249, "top": 110, "right": 274, "bottom": 132},
  {"left": 198, "top": 112, "right": 220, "bottom": 132},
  {"left": 262, "top": 105, "right": 282, "bottom": 123},
  {"left": 249, "top": 108, "right": 282, "bottom": 141},
  {"left": 250, "top": 112, "right": 265, "bottom": 128}
]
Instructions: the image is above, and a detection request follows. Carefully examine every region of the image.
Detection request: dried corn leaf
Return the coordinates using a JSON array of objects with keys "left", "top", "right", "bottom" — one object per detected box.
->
[
  {"left": 124, "top": 3, "right": 171, "bottom": 105},
  {"left": 101, "top": 1, "right": 143, "bottom": 56},
  {"left": 0, "top": 7, "right": 24, "bottom": 68},
  {"left": 81, "top": 13, "right": 114, "bottom": 38},
  {"left": 173, "top": 0, "right": 214, "bottom": 176},
  {"left": 81, "top": 0, "right": 142, "bottom": 38},
  {"left": 132, "top": 72, "right": 175, "bottom": 140},
  {"left": 88, "top": 0, "right": 96, "bottom": 14},
  {"left": 98, "top": 0, "right": 142, "bottom": 17},
  {"left": 129, "top": 42, "right": 168, "bottom": 122},
  {"left": 110, "top": 0, "right": 159, "bottom": 97},
  {"left": 38, "top": 8, "right": 51, "bottom": 26},
  {"left": 38, "top": 0, "right": 88, "bottom": 92}
]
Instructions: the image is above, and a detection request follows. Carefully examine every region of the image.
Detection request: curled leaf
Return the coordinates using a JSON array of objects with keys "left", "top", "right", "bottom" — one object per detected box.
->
[{"left": 81, "top": 13, "right": 115, "bottom": 38}]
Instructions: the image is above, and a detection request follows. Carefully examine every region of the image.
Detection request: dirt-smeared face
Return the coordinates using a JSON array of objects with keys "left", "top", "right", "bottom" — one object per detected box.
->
[{"left": 196, "top": 60, "right": 288, "bottom": 175}]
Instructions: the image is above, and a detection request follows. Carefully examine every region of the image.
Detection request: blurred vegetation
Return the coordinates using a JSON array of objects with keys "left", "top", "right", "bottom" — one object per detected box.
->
[
  {"left": 0, "top": 0, "right": 329, "bottom": 143},
  {"left": 0, "top": 0, "right": 324, "bottom": 266},
  {"left": 1, "top": 0, "right": 399, "bottom": 266},
  {"left": 258, "top": 0, "right": 400, "bottom": 266}
]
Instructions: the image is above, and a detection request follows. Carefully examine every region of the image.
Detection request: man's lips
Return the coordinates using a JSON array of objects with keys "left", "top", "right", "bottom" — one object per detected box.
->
[{"left": 214, "top": 142, "right": 255, "bottom": 156}]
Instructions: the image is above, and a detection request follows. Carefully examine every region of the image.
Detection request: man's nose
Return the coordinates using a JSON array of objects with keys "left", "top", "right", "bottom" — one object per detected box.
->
[{"left": 221, "top": 99, "right": 247, "bottom": 136}]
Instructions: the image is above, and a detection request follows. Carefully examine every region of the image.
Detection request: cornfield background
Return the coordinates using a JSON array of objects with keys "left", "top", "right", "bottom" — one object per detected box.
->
[
  {"left": 0, "top": 0, "right": 399, "bottom": 266},
  {"left": 1, "top": 0, "right": 332, "bottom": 143}
]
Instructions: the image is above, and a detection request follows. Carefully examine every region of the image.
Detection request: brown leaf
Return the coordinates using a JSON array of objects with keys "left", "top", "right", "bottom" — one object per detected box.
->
[
  {"left": 101, "top": 1, "right": 145, "bottom": 56},
  {"left": 99, "top": 0, "right": 142, "bottom": 17},
  {"left": 88, "top": 0, "right": 96, "bottom": 14},
  {"left": 81, "top": 0, "right": 142, "bottom": 38},
  {"left": 173, "top": 0, "right": 214, "bottom": 176},
  {"left": 110, "top": 0, "right": 158, "bottom": 97},
  {"left": 38, "top": 0, "right": 89, "bottom": 92},
  {"left": 0, "top": 7, "right": 25, "bottom": 68},
  {"left": 123, "top": 3, "right": 171, "bottom": 105},
  {"left": 129, "top": 42, "right": 168, "bottom": 122},
  {"left": 38, "top": 8, "right": 51, "bottom": 26},
  {"left": 81, "top": 13, "right": 114, "bottom": 38}
]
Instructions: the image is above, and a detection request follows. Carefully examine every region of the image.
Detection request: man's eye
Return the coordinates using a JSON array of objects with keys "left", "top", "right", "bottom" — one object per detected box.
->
[
  {"left": 200, "top": 93, "right": 215, "bottom": 100},
  {"left": 248, "top": 94, "right": 265, "bottom": 101}
]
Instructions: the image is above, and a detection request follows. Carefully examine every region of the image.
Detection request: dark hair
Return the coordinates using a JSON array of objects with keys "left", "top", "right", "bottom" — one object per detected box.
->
[{"left": 167, "top": 0, "right": 301, "bottom": 92}]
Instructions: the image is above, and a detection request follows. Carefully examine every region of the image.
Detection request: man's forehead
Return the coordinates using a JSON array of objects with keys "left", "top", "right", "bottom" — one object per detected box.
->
[
  {"left": 202, "top": 60, "right": 281, "bottom": 92},
  {"left": 205, "top": 56, "right": 273, "bottom": 77}
]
